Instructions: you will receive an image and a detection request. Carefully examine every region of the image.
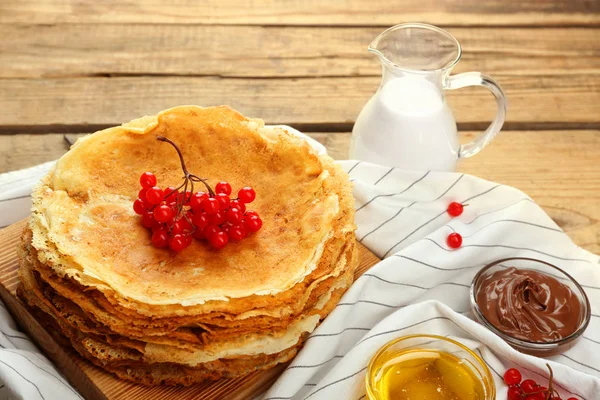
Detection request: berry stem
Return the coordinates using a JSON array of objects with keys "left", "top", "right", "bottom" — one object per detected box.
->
[
  {"left": 157, "top": 135, "right": 215, "bottom": 197},
  {"left": 164, "top": 181, "right": 186, "bottom": 200},
  {"left": 157, "top": 136, "right": 189, "bottom": 176},
  {"left": 546, "top": 363, "right": 555, "bottom": 400},
  {"left": 151, "top": 180, "right": 186, "bottom": 212},
  {"left": 190, "top": 175, "right": 216, "bottom": 197},
  {"left": 524, "top": 364, "right": 556, "bottom": 400}
]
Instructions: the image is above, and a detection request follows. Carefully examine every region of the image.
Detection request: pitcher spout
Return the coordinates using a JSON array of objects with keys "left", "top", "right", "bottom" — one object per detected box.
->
[
  {"left": 367, "top": 30, "right": 390, "bottom": 64},
  {"left": 367, "top": 23, "right": 462, "bottom": 73}
]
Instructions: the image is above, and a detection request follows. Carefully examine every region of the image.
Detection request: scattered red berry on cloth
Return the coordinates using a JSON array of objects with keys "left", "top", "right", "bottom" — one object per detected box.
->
[
  {"left": 132, "top": 136, "right": 262, "bottom": 251},
  {"left": 446, "top": 232, "right": 462, "bottom": 249},
  {"left": 447, "top": 201, "right": 464, "bottom": 217}
]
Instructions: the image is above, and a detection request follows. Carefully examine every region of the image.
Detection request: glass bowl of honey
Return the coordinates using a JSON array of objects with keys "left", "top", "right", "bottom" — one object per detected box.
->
[{"left": 365, "top": 334, "right": 495, "bottom": 400}]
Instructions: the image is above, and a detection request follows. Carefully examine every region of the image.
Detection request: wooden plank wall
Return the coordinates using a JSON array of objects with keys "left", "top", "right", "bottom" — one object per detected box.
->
[{"left": 1, "top": 0, "right": 598, "bottom": 25}]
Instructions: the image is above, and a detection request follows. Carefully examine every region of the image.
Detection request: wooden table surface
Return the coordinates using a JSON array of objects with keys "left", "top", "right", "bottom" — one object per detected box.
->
[{"left": 0, "top": 1, "right": 598, "bottom": 253}]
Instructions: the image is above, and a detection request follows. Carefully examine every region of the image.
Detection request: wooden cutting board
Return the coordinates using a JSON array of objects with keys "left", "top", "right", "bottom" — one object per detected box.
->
[{"left": 0, "top": 219, "right": 381, "bottom": 400}]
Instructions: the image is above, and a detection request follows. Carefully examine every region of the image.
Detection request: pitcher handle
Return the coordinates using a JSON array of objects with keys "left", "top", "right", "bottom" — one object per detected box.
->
[{"left": 445, "top": 72, "right": 507, "bottom": 158}]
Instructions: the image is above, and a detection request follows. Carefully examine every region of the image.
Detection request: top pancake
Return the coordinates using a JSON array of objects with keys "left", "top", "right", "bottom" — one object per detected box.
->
[{"left": 30, "top": 106, "right": 354, "bottom": 307}]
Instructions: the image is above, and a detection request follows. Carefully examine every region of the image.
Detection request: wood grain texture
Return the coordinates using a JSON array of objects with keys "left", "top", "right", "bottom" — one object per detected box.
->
[
  {"left": 0, "top": 74, "right": 599, "bottom": 130},
  {"left": 2, "top": 130, "right": 598, "bottom": 253},
  {"left": 1, "top": 0, "right": 598, "bottom": 25},
  {"left": 1, "top": 25, "right": 599, "bottom": 79},
  {"left": 0, "top": 219, "right": 380, "bottom": 400},
  {"left": 0, "top": 134, "right": 71, "bottom": 171}
]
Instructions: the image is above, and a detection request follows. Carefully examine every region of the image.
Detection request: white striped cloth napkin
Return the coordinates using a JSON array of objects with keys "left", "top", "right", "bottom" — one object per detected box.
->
[
  {"left": 264, "top": 162, "right": 600, "bottom": 400},
  {"left": 0, "top": 158, "right": 599, "bottom": 399}
]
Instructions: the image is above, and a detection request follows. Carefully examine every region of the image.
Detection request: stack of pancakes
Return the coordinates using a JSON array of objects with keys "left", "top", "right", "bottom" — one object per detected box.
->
[{"left": 17, "top": 106, "right": 357, "bottom": 385}]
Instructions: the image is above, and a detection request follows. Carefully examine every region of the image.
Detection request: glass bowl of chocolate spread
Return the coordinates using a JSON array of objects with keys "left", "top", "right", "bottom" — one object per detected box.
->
[{"left": 470, "top": 257, "right": 590, "bottom": 357}]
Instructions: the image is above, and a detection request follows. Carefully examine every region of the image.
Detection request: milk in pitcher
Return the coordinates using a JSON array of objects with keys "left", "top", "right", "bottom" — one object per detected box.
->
[{"left": 350, "top": 76, "right": 459, "bottom": 171}]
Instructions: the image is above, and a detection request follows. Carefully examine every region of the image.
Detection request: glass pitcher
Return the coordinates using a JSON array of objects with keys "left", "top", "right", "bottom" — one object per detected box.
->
[{"left": 349, "top": 23, "right": 507, "bottom": 171}]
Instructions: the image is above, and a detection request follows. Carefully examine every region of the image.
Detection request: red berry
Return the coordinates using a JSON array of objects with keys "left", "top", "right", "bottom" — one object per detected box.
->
[
  {"left": 203, "top": 224, "right": 221, "bottom": 240},
  {"left": 567, "top": 398, "right": 578, "bottom": 400},
  {"left": 230, "top": 199, "right": 246, "bottom": 213},
  {"left": 169, "top": 234, "right": 187, "bottom": 252},
  {"left": 172, "top": 218, "right": 193, "bottom": 235},
  {"left": 145, "top": 186, "right": 164, "bottom": 205},
  {"left": 222, "top": 223, "right": 232, "bottom": 234},
  {"left": 447, "top": 201, "right": 464, "bottom": 217},
  {"left": 133, "top": 198, "right": 146, "bottom": 214},
  {"left": 238, "top": 187, "right": 256, "bottom": 203},
  {"left": 245, "top": 210, "right": 259, "bottom": 219},
  {"left": 151, "top": 229, "right": 169, "bottom": 248},
  {"left": 211, "top": 210, "right": 226, "bottom": 225},
  {"left": 504, "top": 368, "right": 522, "bottom": 386},
  {"left": 229, "top": 225, "right": 247, "bottom": 241},
  {"left": 164, "top": 186, "right": 178, "bottom": 201},
  {"left": 507, "top": 386, "right": 522, "bottom": 400},
  {"left": 138, "top": 188, "right": 148, "bottom": 202},
  {"left": 151, "top": 219, "right": 165, "bottom": 230},
  {"left": 525, "top": 393, "right": 545, "bottom": 400},
  {"left": 140, "top": 172, "right": 156, "bottom": 189},
  {"left": 202, "top": 197, "right": 220, "bottom": 215},
  {"left": 190, "top": 192, "right": 209, "bottom": 210},
  {"left": 216, "top": 193, "right": 230, "bottom": 209},
  {"left": 141, "top": 212, "right": 154, "bottom": 228},
  {"left": 215, "top": 181, "right": 232, "bottom": 196},
  {"left": 182, "top": 234, "right": 193, "bottom": 247},
  {"left": 192, "top": 229, "right": 205, "bottom": 240},
  {"left": 209, "top": 231, "right": 229, "bottom": 249},
  {"left": 191, "top": 212, "right": 210, "bottom": 231},
  {"left": 446, "top": 232, "right": 462, "bottom": 249},
  {"left": 153, "top": 204, "right": 175, "bottom": 223},
  {"left": 521, "top": 380, "right": 537, "bottom": 394},
  {"left": 244, "top": 215, "right": 263, "bottom": 233},
  {"left": 226, "top": 207, "right": 242, "bottom": 225}
]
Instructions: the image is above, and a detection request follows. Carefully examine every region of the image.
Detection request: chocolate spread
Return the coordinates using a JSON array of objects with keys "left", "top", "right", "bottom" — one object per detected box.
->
[{"left": 476, "top": 267, "right": 583, "bottom": 343}]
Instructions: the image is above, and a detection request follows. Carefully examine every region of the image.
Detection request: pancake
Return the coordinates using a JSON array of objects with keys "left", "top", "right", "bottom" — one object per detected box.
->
[
  {"left": 28, "top": 216, "right": 354, "bottom": 319},
  {"left": 19, "top": 229, "right": 356, "bottom": 349},
  {"left": 20, "top": 227, "right": 355, "bottom": 337},
  {"left": 18, "top": 105, "right": 357, "bottom": 385},
  {"left": 18, "top": 247, "right": 356, "bottom": 384},
  {"left": 30, "top": 106, "right": 355, "bottom": 307},
  {"left": 19, "top": 300, "right": 308, "bottom": 386}
]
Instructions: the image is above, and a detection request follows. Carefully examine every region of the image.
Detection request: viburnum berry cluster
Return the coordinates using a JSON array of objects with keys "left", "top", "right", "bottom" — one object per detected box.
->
[
  {"left": 133, "top": 136, "right": 262, "bottom": 251},
  {"left": 504, "top": 365, "right": 577, "bottom": 400}
]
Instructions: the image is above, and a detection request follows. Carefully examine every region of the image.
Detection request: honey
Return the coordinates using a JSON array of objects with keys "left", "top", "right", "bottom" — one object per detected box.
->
[{"left": 368, "top": 349, "right": 485, "bottom": 400}]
